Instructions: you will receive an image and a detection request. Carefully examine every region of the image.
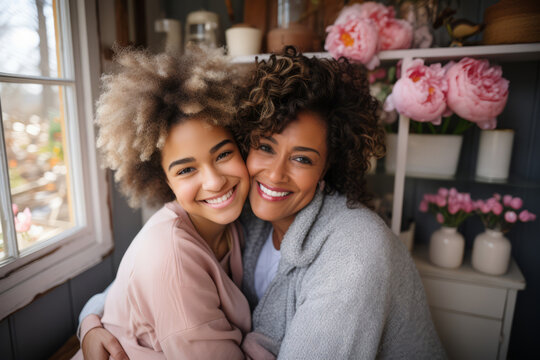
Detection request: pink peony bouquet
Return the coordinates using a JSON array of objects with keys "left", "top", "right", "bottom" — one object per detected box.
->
[
  {"left": 475, "top": 194, "right": 536, "bottom": 233},
  {"left": 384, "top": 59, "right": 450, "bottom": 124},
  {"left": 419, "top": 187, "right": 476, "bottom": 227},
  {"left": 446, "top": 57, "right": 509, "bottom": 130},
  {"left": 325, "top": 2, "right": 412, "bottom": 70}
]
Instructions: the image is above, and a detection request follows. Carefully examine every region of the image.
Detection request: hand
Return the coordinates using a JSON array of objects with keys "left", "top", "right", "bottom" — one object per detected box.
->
[{"left": 82, "top": 327, "right": 129, "bottom": 360}]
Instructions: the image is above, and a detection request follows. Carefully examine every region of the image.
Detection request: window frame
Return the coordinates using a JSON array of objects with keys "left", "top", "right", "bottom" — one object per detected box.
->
[{"left": 0, "top": 0, "right": 113, "bottom": 320}]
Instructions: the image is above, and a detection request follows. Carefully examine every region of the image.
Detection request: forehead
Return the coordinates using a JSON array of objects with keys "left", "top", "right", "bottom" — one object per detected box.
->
[
  {"left": 276, "top": 111, "right": 327, "bottom": 145},
  {"left": 162, "top": 119, "right": 231, "bottom": 156}
]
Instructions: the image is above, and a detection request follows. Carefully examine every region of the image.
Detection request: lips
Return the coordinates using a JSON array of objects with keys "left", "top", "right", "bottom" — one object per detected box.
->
[
  {"left": 202, "top": 186, "right": 237, "bottom": 209},
  {"left": 256, "top": 181, "right": 292, "bottom": 201}
]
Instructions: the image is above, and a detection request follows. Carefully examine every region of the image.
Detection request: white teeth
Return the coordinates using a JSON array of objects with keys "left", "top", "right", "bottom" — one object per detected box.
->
[
  {"left": 205, "top": 188, "right": 234, "bottom": 204},
  {"left": 259, "top": 183, "right": 290, "bottom": 198}
]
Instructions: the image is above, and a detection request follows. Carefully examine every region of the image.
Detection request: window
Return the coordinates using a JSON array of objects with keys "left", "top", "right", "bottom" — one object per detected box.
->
[{"left": 0, "top": 0, "right": 112, "bottom": 319}]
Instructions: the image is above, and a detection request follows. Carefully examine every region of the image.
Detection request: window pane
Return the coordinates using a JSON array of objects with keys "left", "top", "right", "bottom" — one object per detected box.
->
[
  {"left": 1, "top": 82, "right": 75, "bottom": 252},
  {"left": 0, "top": 221, "right": 4, "bottom": 260},
  {"left": 0, "top": 0, "right": 62, "bottom": 78}
]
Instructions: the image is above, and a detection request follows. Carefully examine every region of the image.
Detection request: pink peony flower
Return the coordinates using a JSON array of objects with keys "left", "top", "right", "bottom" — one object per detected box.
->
[
  {"left": 384, "top": 59, "right": 449, "bottom": 124},
  {"left": 325, "top": 18, "right": 380, "bottom": 70},
  {"left": 503, "top": 194, "right": 512, "bottom": 206},
  {"left": 14, "top": 207, "right": 32, "bottom": 233},
  {"left": 12, "top": 203, "right": 19, "bottom": 215},
  {"left": 334, "top": 2, "right": 394, "bottom": 28},
  {"left": 446, "top": 57, "right": 509, "bottom": 129},
  {"left": 504, "top": 211, "right": 517, "bottom": 223},
  {"left": 419, "top": 200, "right": 429, "bottom": 212},
  {"left": 379, "top": 18, "right": 413, "bottom": 50}
]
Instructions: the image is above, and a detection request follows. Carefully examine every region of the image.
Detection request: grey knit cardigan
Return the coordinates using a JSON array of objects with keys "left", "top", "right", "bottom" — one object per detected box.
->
[{"left": 240, "top": 191, "right": 446, "bottom": 359}]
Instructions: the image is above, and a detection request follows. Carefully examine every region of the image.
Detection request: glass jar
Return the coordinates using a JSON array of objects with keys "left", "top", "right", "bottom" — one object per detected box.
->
[{"left": 185, "top": 10, "right": 220, "bottom": 50}]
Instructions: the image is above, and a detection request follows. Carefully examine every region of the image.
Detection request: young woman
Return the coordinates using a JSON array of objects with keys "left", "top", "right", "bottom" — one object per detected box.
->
[
  {"left": 79, "top": 47, "right": 445, "bottom": 359},
  {"left": 72, "top": 47, "right": 254, "bottom": 359}
]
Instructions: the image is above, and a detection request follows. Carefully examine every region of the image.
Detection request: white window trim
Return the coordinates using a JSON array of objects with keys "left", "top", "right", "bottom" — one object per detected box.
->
[{"left": 0, "top": 0, "right": 113, "bottom": 320}]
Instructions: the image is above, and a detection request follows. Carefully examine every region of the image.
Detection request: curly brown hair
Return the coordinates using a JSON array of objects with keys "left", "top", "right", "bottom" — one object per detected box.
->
[
  {"left": 235, "top": 47, "right": 386, "bottom": 208},
  {"left": 95, "top": 46, "right": 244, "bottom": 208}
]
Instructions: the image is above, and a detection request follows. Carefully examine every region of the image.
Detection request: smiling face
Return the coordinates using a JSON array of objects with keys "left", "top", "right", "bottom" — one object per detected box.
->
[
  {"left": 161, "top": 119, "right": 249, "bottom": 232},
  {"left": 246, "top": 111, "right": 328, "bottom": 232}
]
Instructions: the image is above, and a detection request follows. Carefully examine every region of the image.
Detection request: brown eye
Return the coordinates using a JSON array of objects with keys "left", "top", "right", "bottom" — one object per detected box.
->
[
  {"left": 293, "top": 156, "right": 313, "bottom": 165},
  {"left": 217, "top": 150, "right": 232, "bottom": 161}
]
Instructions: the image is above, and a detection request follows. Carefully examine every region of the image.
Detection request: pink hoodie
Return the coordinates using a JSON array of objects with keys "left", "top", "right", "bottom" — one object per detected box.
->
[{"left": 77, "top": 201, "right": 250, "bottom": 359}]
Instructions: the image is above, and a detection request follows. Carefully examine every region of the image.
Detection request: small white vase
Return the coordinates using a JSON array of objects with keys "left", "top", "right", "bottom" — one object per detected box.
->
[
  {"left": 429, "top": 226, "right": 465, "bottom": 268},
  {"left": 472, "top": 229, "right": 511, "bottom": 275}
]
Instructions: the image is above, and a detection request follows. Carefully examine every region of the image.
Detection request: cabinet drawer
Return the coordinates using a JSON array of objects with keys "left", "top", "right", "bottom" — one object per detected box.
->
[
  {"left": 430, "top": 307, "right": 502, "bottom": 360},
  {"left": 422, "top": 277, "right": 507, "bottom": 318}
]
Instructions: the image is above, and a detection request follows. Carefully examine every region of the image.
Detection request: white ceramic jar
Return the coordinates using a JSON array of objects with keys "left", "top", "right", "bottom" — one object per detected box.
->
[
  {"left": 429, "top": 226, "right": 465, "bottom": 268},
  {"left": 472, "top": 229, "right": 511, "bottom": 275}
]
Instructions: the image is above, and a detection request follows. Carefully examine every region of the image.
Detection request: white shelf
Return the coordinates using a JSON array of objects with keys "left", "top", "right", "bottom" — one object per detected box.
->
[
  {"left": 232, "top": 43, "right": 540, "bottom": 64},
  {"left": 413, "top": 245, "right": 525, "bottom": 290}
]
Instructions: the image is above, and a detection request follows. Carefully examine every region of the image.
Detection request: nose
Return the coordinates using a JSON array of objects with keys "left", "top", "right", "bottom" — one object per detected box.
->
[
  {"left": 267, "top": 156, "right": 288, "bottom": 183},
  {"left": 202, "top": 166, "right": 227, "bottom": 192}
]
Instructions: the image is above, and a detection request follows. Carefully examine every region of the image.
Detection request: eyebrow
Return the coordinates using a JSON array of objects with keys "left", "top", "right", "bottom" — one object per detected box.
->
[
  {"left": 261, "top": 136, "right": 320, "bottom": 156},
  {"left": 168, "top": 157, "right": 195, "bottom": 171},
  {"left": 168, "top": 139, "right": 233, "bottom": 171},
  {"left": 209, "top": 139, "right": 232, "bottom": 154},
  {"left": 293, "top": 146, "right": 320, "bottom": 156}
]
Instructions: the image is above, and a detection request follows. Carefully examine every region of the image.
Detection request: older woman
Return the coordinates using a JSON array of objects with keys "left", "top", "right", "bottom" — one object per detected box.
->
[{"left": 79, "top": 47, "right": 445, "bottom": 359}]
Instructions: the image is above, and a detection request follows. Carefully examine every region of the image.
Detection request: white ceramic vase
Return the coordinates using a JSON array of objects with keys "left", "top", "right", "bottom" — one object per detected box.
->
[
  {"left": 472, "top": 229, "right": 511, "bottom": 275},
  {"left": 476, "top": 129, "right": 514, "bottom": 181},
  {"left": 429, "top": 226, "right": 465, "bottom": 268},
  {"left": 386, "top": 133, "right": 463, "bottom": 178}
]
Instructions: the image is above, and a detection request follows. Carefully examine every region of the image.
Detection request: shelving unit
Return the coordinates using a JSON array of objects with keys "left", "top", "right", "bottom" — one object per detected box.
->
[{"left": 233, "top": 42, "right": 540, "bottom": 235}]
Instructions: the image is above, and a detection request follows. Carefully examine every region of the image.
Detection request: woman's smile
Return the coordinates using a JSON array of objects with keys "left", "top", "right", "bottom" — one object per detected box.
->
[
  {"left": 256, "top": 181, "right": 292, "bottom": 201},
  {"left": 202, "top": 185, "right": 238, "bottom": 208}
]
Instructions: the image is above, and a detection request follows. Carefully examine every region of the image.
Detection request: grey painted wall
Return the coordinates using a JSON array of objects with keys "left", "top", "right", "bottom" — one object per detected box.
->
[{"left": 1, "top": 1, "right": 539, "bottom": 359}]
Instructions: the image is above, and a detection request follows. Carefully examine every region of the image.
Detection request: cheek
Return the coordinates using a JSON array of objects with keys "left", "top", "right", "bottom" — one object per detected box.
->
[
  {"left": 230, "top": 158, "right": 249, "bottom": 182},
  {"left": 246, "top": 152, "right": 261, "bottom": 177},
  {"left": 171, "top": 179, "right": 198, "bottom": 203}
]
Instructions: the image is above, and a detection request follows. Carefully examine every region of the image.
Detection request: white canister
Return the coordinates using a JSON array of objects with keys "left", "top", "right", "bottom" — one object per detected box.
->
[
  {"left": 476, "top": 129, "right": 515, "bottom": 181},
  {"left": 429, "top": 226, "right": 465, "bottom": 268},
  {"left": 226, "top": 26, "right": 262, "bottom": 57}
]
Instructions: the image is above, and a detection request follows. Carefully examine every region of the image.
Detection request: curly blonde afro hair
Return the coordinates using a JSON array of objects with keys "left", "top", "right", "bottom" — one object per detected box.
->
[
  {"left": 95, "top": 46, "right": 243, "bottom": 208},
  {"left": 235, "top": 47, "right": 386, "bottom": 208}
]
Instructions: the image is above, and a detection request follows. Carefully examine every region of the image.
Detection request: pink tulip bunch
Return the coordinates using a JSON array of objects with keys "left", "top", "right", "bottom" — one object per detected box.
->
[
  {"left": 325, "top": 2, "right": 412, "bottom": 70},
  {"left": 12, "top": 203, "right": 32, "bottom": 233},
  {"left": 419, "top": 187, "right": 476, "bottom": 227},
  {"left": 475, "top": 194, "right": 536, "bottom": 233},
  {"left": 383, "top": 57, "right": 509, "bottom": 129}
]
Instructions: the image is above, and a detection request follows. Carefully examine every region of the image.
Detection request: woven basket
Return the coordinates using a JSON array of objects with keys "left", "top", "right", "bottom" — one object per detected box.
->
[{"left": 482, "top": 0, "right": 540, "bottom": 45}]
